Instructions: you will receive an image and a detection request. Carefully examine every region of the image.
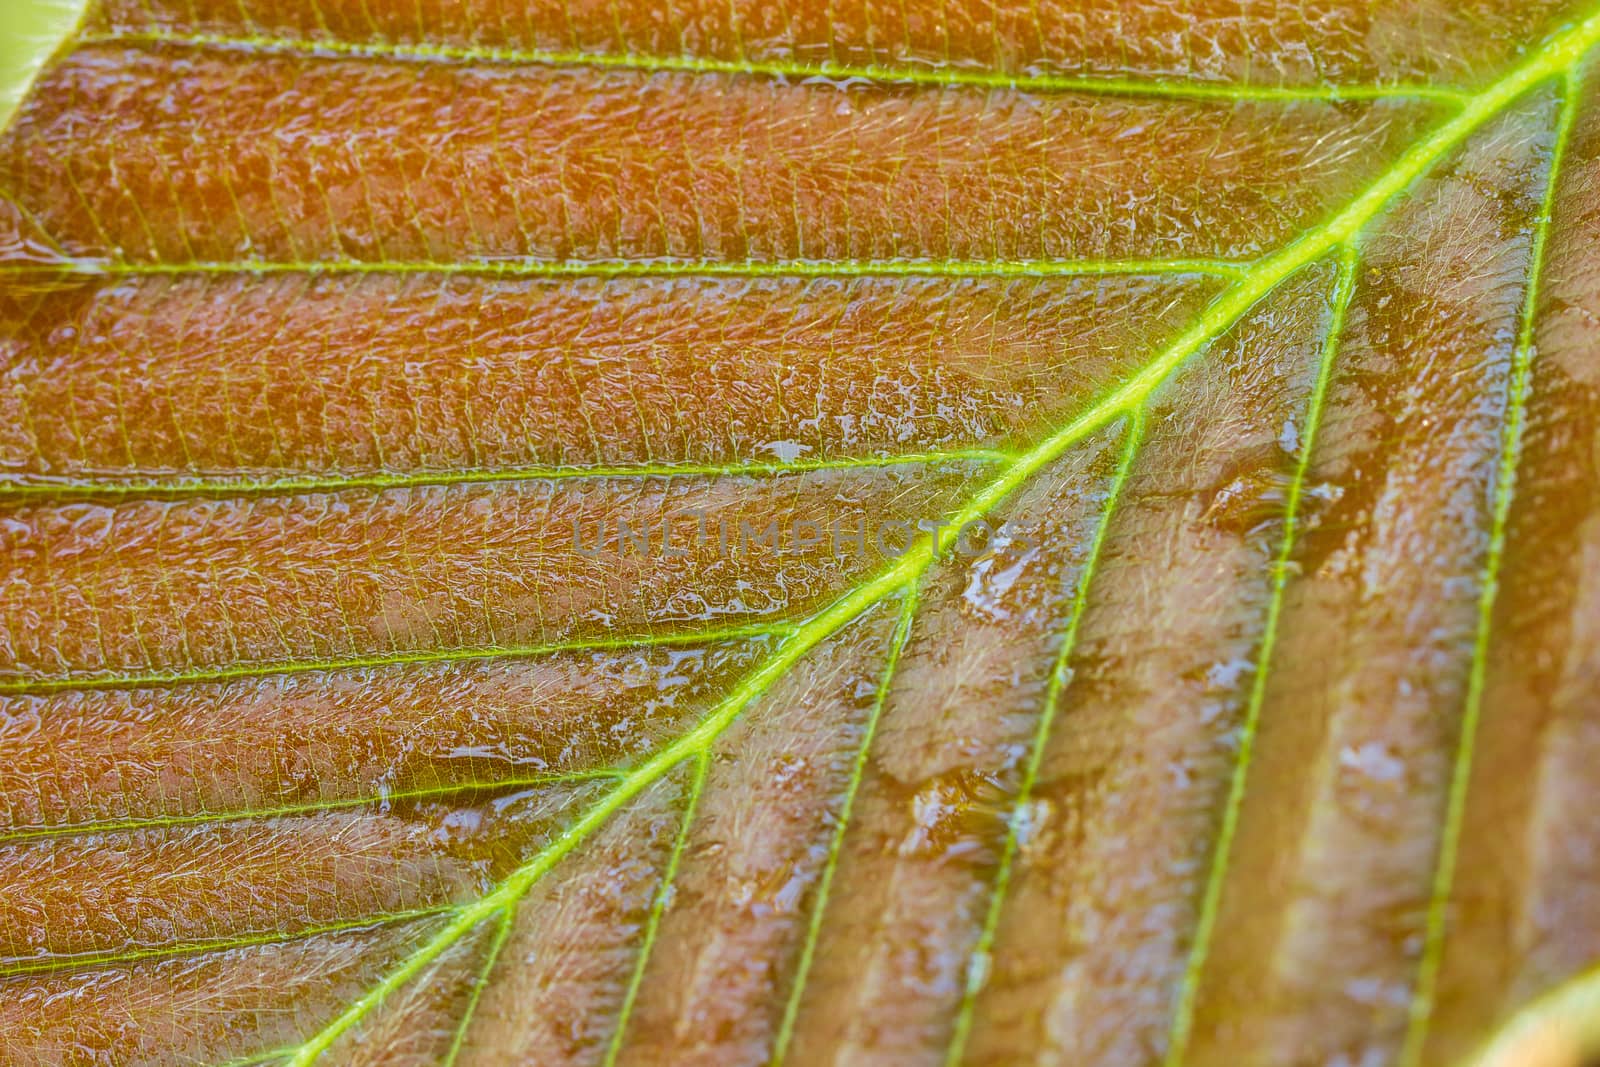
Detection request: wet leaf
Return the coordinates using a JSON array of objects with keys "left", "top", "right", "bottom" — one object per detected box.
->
[{"left": 3, "top": 2, "right": 1600, "bottom": 1065}]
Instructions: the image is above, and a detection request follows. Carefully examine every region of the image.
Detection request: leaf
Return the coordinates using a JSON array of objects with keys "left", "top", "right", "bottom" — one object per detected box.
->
[
  {"left": 0, "top": 0, "right": 82, "bottom": 129},
  {"left": 2, "top": 2, "right": 1599, "bottom": 1066}
]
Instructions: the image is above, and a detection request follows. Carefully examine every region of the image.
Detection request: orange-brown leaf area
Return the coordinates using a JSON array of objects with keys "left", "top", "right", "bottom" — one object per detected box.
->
[{"left": 3, "top": 1, "right": 1600, "bottom": 1065}]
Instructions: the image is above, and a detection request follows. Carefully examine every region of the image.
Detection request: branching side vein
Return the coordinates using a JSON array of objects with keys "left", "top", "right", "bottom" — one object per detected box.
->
[
  {"left": 259, "top": 13, "right": 1600, "bottom": 1056},
  {"left": 78, "top": 28, "right": 1471, "bottom": 104}
]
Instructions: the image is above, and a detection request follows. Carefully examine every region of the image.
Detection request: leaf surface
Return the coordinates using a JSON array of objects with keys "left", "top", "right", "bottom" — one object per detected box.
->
[{"left": 4, "top": 2, "right": 1600, "bottom": 1065}]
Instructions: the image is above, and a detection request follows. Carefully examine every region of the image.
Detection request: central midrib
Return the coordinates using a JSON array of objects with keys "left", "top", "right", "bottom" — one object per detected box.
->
[{"left": 183, "top": 4, "right": 1600, "bottom": 1060}]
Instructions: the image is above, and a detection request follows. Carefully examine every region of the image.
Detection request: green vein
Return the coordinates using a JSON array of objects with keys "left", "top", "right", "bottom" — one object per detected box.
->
[
  {"left": 0, "top": 621, "right": 788, "bottom": 696},
  {"left": 1161, "top": 242, "right": 1362, "bottom": 1067},
  {"left": 441, "top": 906, "right": 514, "bottom": 1067},
  {"left": 1398, "top": 66, "right": 1584, "bottom": 1067},
  {"left": 0, "top": 905, "right": 449, "bottom": 979},
  {"left": 219, "top": 1050, "right": 291, "bottom": 1067},
  {"left": 77, "top": 28, "right": 1470, "bottom": 104},
  {"left": 0, "top": 186, "right": 67, "bottom": 256},
  {"left": 945, "top": 405, "right": 1145, "bottom": 1067},
  {"left": 227, "top": 14, "right": 1600, "bottom": 1058},
  {"left": 0, "top": 770, "right": 623, "bottom": 846},
  {"left": 0, "top": 449, "right": 1012, "bottom": 503},
  {"left": 604, "top": 750, "right": 710, "bottom": 1066},
  {"left": 772, "top": 585, "right": 920, "bottom": 1067},
  {"left": 0, "top": 255, "right": 1249, "bottom": 281},
  {"left": 278, "top": 586, "right": 936, "bottom": 1064}
]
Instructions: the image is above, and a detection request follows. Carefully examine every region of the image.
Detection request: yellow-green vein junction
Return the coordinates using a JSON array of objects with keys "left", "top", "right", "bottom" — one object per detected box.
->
[
  {"left": 0, "top": 768, "right": 625, "bottom": 846},
  {"left": 771, "top": 586, "right": 921, "bottom": 1067},
  {"left": 442, "top": 907, "right": 515, "bottom": 1067},
  {"left": 604, "top": 752, "right": 711, "bottom": 1065},
  {"left": 80, "top": 28, "right": 1470, "bottom": 105},
  {"left": 945, "top": 404, "right": 1146, "bottom": 1067},
  {"left": 0, "top": 904, "right": 453, "bottom": 980},
  {"left": 1162, "top": 241, "right": 1362, "bottom": 1067},
  {"left": 1400, "top": 63, "right": 1587, "bottom": 1067},
  {"left": 222, "top": 1048, "right": 292, "bottom": 1067},
  {"left": 251, "top": 8, "right": 1600, "bottom": 1061}
]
